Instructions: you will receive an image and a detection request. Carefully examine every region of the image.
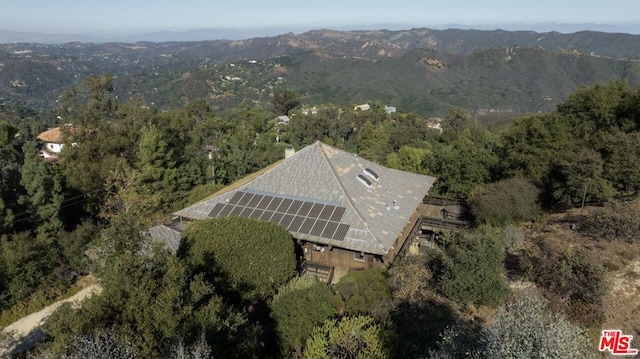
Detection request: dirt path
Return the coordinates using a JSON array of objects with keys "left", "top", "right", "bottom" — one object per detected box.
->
[{"left": 0, "top": 284, "right": 102, "bottom": 358}]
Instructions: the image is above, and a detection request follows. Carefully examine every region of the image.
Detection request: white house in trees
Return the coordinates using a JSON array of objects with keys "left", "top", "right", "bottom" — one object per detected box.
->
[
  {"left": 36, "top": 127, "right": 66, "bottom": 161},
  {"left": 35, "top": 126, "right": 79, "bottom": 161}
]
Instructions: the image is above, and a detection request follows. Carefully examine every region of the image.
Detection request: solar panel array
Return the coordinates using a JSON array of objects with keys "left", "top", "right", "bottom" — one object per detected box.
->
[{"left": 207, "top": 191, "right": 350, "bottom": 241}]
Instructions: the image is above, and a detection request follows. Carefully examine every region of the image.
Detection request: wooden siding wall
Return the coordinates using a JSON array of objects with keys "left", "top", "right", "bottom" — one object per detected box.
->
[{"left": 303, "top": 242, "right": 375, "bottom": 270}]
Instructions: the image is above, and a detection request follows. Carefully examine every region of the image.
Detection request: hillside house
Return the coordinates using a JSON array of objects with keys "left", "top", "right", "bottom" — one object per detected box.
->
[
  {"left": 353, "top": 103, "right": 370, "bottom": 111},
  {"left": 385, "top": 105, "right": 396, "bottom": 115},
  {"left": 36, "top": 127, "right": 70, "bottom": 161},
  {"left": 275, "top": 115, "right": 290, "bottom": 126},
  {"left": 427, "top": 117, "right": 443, "bottom": 133},
  {"left": 301, "top": 106, "right": 318, "bottom": 115},
  {"left": 153, "top": 142, "right": 436, "bottom": 282}
]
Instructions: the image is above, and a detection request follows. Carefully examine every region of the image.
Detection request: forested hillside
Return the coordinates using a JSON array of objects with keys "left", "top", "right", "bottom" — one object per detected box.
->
[
  {"left": 1, "top": 76, "right": 640, "bottom": 357},
  {"left": 2, "top": 28, "right": 640, "bottom": 116}
]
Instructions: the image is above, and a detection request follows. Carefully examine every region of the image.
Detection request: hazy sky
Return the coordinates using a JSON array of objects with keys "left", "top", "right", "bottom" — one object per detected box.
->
[{"left": 4, "top": 0, "right": 640, "bottom": 34}]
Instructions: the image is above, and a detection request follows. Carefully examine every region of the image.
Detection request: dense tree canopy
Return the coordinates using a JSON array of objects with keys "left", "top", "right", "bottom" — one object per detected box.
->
[
  {"left": 271, "top": 88, "right": 301, "bottom": 116},
  {"left": 42, "top": 248, "right": 256, "bottom": 359},
  {"left": 501, "top": 81, "right": 640, "bottom": 207},
  {"left": 1, "top": 76, "right": 636, "bottom": 358}
]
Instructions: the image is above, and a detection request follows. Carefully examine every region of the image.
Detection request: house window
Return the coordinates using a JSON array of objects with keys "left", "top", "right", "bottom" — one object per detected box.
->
[
  {"left": 364, "top": 168, "right": 379, "bottom": 181},
  {"left": 356, "top": 174, "right": 372, "bottom": 188},
  {"left": 354, "top": 251, "right": 365, "bottom": 262},
  {"left": 49, "top": 144, "right": 54, "bottom": 149}
]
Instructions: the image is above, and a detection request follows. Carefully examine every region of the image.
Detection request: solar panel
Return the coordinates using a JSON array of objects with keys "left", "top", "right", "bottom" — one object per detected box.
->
[
  {"left": 219, "top": 204, "right": 234, "bottom": 217},
  {"left": 321, "top": 221, "right": 339, "bottom": 239},
  {"left": 208, "top": 203, "right": 225, "bottom": 217},
  {"left": 329, "top": 207, "right": 346, "bottom": 222},
  {"left": 218, "top": 192, "right": 350, "bottom": 239},
  {"left": 277, "top": 198, "right": 294, "bottom": 213},
  {"left": 237, "top": 192, "right": 253, "bottom": 206},
  {"left": 287, "top": 200, "right": 303, "bottom": 215},
  {"left": 256, "top": 195, "right": 273, "bottom": 210},
  {"left": 259, "top": 210, "right": 274, "bottom": 221},
  {"left": 266, "top": 197, "right": 283, "bottom": 211},
  {"left": 332, "top": 223, "right": 350, "bottom": 240},
  {"left": 228, "top": 191, "right": 244, "bottom": 205},
  {"left": 279, "top": 214, "right": 295, "bottom": 228},
  {"left": 299, "top": 218, "right": 317, "bottom": 234},
  {"left": 269, "top": 212, "right": 284, "bottom": 225},
  {"left": 289, "top": 216, "right": 305, "bottom": 232},
  {"left": 240, "top": 207, "right": 254, "bottom": 217},
  {"left": 249, "top": 209, "right": 264, "bottom": 219},
  {"left": 318, "top": 205, "right": 335, "bottom": 220},
  {"left": 229, "top": 205, "right": 243, "bottom": 216},
  {"left": 310, "top": 219, "right": 327, "bottom": 236},
  {"left": 247, "top": 194, "right": 263, "bottom": 207},
  {"left": 309, "top": 203, "right": 324, "bottom": 218},
  {"left": 298, "top": 201, "right": 314, "bottom": 217}
]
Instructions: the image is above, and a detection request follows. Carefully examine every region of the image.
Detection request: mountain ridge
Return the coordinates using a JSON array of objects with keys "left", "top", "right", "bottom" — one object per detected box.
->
[
  {"left": 1, "top": 27, "right": 640, "bottom": 116},
  {"left": 2, "top": 23, "right": 640, "bottom": 43}
]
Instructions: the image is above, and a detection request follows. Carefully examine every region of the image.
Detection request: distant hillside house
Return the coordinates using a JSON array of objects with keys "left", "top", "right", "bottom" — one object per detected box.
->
[
  {"left": 354, "top": 103, "right": 370, "bottom": 111},
  {"left": 275, "top": 115, "right": 290, "bottom": 125},
  {"left": 427, "top": 117, "right": 443, "bottom": 133},
  {"left": 161, "top": 141, "right": 435, "bottom": 282},
  {"left": 36, "top": 127, "right": 73, "bottom": 161},
  {"left": 385, "top": 105, "right": 396, "bottom": 115},
  {"left": 301, "top": 106, "right": 318, "bottom": 115}
]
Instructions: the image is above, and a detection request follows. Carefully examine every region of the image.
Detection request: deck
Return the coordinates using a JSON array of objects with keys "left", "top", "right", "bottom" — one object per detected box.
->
[
  {"left": 396, "top": 195, "right": 470, "bottom": 259},
  {"left": 300, "top": 261, "right": 334, "bottom": 284}
]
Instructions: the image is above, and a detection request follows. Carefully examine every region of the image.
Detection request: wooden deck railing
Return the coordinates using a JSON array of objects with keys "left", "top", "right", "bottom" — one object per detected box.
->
[
  {"left": 423, "top": 194, "right": 465, "bottom": 206},
  {"left": 421, "top": 216, "right": 468, "bottom": 230}
]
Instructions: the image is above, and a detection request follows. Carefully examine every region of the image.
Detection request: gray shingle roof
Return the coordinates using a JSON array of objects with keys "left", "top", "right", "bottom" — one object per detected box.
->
[
  {"left": 175, "top": 141, "right": 436, "bottom": 255},
  {"left": 146, "top": 222, "right": 186, "bottom": 253}
]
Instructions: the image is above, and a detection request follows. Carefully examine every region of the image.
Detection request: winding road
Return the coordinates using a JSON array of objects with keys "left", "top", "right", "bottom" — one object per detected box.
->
[{"left": 0, "top": 284, "right": 101, "bottom": 358}]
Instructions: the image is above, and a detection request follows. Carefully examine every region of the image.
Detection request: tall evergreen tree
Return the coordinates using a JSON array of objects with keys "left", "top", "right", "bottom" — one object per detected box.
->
[
  {"left": 19, "top": 141, "right": 63, "bottom": 233},
  {"left": 0, "top": 121, "right": 20, "bottom": 233}
]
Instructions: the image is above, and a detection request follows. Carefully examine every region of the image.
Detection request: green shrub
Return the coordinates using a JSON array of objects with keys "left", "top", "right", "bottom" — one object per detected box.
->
[
  {"left": 469, "top": 177, "right": 541, "bottom": 226},
  {"left": 438, "top": 226, "right": 509, "bottom": 307},
  {"left": 271, "top": 276, "right": 337, "bottom": 355},
  {"left": 303, "top": 315, "right": 390, "bottom": 359},
  {"left": 179, "top": 217, "right": 297, "bottom": 301},
  {"left": 333, "top": 268, "right": 392, "bottom": 319}
]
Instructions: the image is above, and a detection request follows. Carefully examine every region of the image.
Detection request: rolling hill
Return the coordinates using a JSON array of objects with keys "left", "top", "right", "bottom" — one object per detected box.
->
[{"left": 1, "top": 28, "right": 640, "bottom": 116}]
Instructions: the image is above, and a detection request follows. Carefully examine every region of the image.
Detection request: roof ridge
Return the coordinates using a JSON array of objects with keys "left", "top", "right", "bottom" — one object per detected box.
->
[{"left": 317, "top": 142, "right": 386, "bottom": 252}]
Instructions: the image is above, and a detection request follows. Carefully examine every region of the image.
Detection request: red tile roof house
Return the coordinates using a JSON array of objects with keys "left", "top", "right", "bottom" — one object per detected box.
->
[
  {"left": 35, "top": 126, "right": 78, "bottom": 162},
  {"left": 149, "top": 141, "right": 436, "bottom": 283}
]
